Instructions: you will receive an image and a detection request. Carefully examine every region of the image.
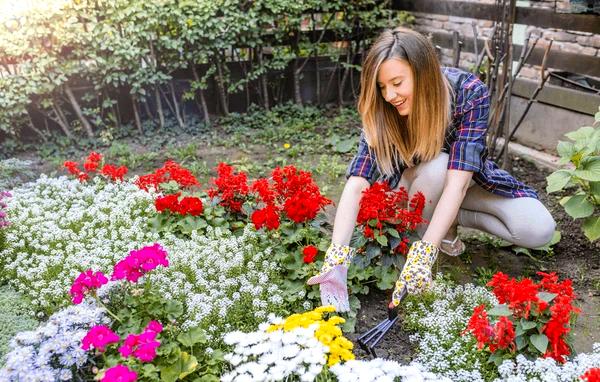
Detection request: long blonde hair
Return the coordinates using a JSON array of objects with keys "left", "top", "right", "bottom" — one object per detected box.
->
[{"left": 357, "top": 27, "right": 451, "bottom": 174}]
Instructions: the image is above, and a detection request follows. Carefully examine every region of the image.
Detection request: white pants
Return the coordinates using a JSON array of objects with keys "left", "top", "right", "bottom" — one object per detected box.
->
[{"left": 397, "top": 153, "right": 556, "bottom": 248}]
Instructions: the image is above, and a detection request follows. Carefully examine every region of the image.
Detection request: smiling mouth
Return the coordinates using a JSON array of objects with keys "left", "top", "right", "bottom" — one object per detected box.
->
[{"left": 392, "top": 98, "right": 407, "bottom": 107}]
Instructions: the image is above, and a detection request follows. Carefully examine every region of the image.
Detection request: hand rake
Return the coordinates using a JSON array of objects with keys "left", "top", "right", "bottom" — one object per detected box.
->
[{"left": 356, "top": 286, "right": 407, "bottom": 357}]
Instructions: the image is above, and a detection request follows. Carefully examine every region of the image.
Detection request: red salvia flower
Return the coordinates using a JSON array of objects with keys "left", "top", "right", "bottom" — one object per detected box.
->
[
  {"left": 463, "top": 304, "right": 494, "bottom": 350},
  {"left": 491, "top": 316, "right": 516, "bottom": 352},
  {"left": 580, "top": 368, "right": 600, "bottom": 382}
]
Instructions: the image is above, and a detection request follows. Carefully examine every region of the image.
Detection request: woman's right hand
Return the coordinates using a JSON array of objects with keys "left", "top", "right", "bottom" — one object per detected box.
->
[{"left": 306, "top": 243, "right": 355, "bottom": 312}]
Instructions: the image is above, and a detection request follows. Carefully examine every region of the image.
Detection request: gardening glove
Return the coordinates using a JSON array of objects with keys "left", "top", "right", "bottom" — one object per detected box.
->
[
  {"left": 389, "top": 240, "right": 439, "bottom": 308},
  {"left": 306, "top": 243, "right": 355, "bottom": 313}
]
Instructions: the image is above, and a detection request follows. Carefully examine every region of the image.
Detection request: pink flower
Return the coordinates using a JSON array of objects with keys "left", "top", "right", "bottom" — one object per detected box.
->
[
  {"left": 112, "top": 244, "right": 169, "bottom": 283},
  {"left": 81, "top": 325, "right": 120, "bottom": 352},
  {"left": 146, "top": 320, "right": 163, "bottom": 334},
  {"left": 118, "top": 321, "right": 162, "bottom": 362},
  {"left": 69, "top": 269, "right": 108, "bottom": 304},
  {"left": 102, "top": 365, "right": 137, "bottom": 382}
]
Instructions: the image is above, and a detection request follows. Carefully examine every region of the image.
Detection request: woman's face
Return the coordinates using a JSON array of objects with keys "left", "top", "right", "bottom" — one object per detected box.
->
[{"left": 377, "top": 58, "right": 414, "bottom": 116}]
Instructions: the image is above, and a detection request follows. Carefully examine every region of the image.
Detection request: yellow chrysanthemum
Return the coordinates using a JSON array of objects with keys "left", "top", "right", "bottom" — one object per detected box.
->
[{"left": 267, "top": 307, "right": 355, "bottom": 366}]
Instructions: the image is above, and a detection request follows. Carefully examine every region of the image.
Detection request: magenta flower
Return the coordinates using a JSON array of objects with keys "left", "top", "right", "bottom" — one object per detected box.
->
[
  {"left": 118, "top": 321, "right": 162, "bottom": 362},
  {"left": 69, "top": 269, "right": 108, "bottom": 304},
  {"left": 101, "top": 365, "right": 137, "bottom": 382},
  {"left": 146, "top": 320, "right": 163, "bottom": 334},
  {"left": 81, "top": 325, "right": 120, "bottom": 352},
  {"left": 112, "top": 243, "right": 169, "bottom": 283}
]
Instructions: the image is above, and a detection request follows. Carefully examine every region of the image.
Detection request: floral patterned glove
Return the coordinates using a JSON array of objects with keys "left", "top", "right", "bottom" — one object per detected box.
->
[
  {"left": 306, "top": 243, "right": 355, "bottom": 312},
  {"left": 390, "top": 240, "right": 439, "bottom": 307}
]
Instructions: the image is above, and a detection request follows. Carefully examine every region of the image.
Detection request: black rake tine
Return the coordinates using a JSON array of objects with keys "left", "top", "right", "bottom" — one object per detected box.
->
[
  {"left": 357, "top": 286, "right": 408, "bottom": 356},
  {"left": 357, "top": 319, "right": 390, "bottom": 351},
  {"left": 368, "top": 315, "right": 400, "bottom": 356}
]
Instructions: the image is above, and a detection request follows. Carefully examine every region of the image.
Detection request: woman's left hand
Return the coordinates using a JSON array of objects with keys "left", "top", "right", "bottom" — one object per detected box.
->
[{"left": 389, "top": 240, "right": 439, "bottom": 308}]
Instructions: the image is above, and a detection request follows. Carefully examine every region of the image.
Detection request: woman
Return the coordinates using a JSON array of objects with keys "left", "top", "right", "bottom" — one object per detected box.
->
[{"left": 307, "top": 27, "right": 556, "bottom": 312}]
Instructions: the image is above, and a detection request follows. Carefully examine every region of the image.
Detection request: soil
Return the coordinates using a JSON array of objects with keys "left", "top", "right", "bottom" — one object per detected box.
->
[{"left": 346, "top": 155, "right": 600, "bottom": 362}]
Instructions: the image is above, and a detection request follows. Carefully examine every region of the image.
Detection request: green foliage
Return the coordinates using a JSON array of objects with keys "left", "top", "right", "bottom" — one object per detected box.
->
[
  {"left": 0, "top": 285, "right": 38, "bottom": 365},
  {"left": 546, "top": 108, "right": 600, "bottom": 242},
  {"left": 0, "top": 0, "right": 403, "bottom": 144}
]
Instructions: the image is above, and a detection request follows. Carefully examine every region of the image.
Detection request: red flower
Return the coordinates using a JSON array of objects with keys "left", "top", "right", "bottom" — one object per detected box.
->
[
  {"left": 63, "top": 161, "right": 81, "bottom": 175},
  {"left": 302, "top": 245, "right": 318, "bottom": 263},
  {"left": 136, "top": 161, "right": 199, "bottom": 191},
  {"left": 101, "top": 164, "right": 128, "bottom": 181},
  {"left": 487, "top": 272, "right": 540, "bottom": 319},
  {"left": 155, "top": 193, "right": 181, "bottom": 213},
  {"left": 78, "top": 172, "right": 90, "bottom": 182},
  {"left": 87, "top": 151, "right": 102, "bottom": 163},
  {"left": 463, "top": 304, "right": 494, "bottom": 349},
  {"left": 251, "top": 178, "right": 276, "bottom": 205},
  {"left": 179, "top": 196, "right": 203, "bottom": 216},
  {"left": 251, "top": 204, "right": 280, "bottom": 230},
  {"left": 581, "top": 368, "right": 600, "bottom": 382},
  {"left": 83, "top": 152, "right": 102, "bottom": 172},
  {"left": 491, "top": 316, "right": 516, "bottom": 352},
  {"left": 207, "top": 163, "right": 249, "bottom": 213}
]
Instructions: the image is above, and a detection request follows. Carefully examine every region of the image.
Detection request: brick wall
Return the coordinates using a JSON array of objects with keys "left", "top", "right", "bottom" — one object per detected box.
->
[{"left": 410, "top": 0, "right": 599, "bottom": 80}]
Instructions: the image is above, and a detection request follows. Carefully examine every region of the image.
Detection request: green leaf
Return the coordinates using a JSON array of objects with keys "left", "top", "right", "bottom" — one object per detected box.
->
[
  {"left": 533, "top": 230, "right": 561, "bottom": 251},
  {"left": 574, "top": 156, "right": 600, "bottom": 181},
  {"left": 160, "top": 352, "right": 198, "bottom": 382},
  {"left": 520, "top": 319, "right": 537, "bottom": 330},
  {"left": 546, "top": 170, "right": 572, "bottom": 193},
  {"left": 561, "top": 194, "right": 594, "bottom": 218},
  {"left": 487, "top": 304, "right": 511, "bottom": 316},
  {"left": 177, "top": 327, "right": 207, "bottom": 347},
  {"left": 537, "top": 291, "right": 557, "bottom": 304},
  {"left": 530, "top": 334, "right": 549, "bottom": 354},
  {"left": 386, "top": 228, "right": 400, "bottom": 238},
  {"left": 516, "top": 335, "right": 527, "bottom": 350},
  {"left": 487, "top": 352, "right": 504, "bottom": 366},
  {"left": 335, "top": 138, "right": 356, "bottom": 153},
  {"left": 557, "top": 141, "right": 575, "bottom": 159},
  {"left": 375, "top": 233, "right": 388, "bottom": 247},
  {"left": 565, "top": 126, "right": 596, "bottom": 142},
  {"left": 582, "top": 215, "right": 600, "bottom": 242}
]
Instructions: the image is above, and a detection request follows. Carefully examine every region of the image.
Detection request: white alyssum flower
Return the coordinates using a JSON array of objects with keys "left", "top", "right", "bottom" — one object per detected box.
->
[
  {"left": 0, "top": 301, "right": 108, "bottom": 381},
  {"left": 0, "top": 175, "right": 158, "bottom": 310},
  {"left": 494, "top": 343, "right": 600, "bottom": 382},
  {"left": 403, "top": 276, "right": 498, "bottom": 382},
  {"left": 146, "top": 225, "right": 286, "bottom": 340}
]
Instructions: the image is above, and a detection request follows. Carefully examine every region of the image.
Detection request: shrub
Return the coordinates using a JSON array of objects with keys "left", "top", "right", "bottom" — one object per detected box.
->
[{"left": 546, "top": 107, "right": 600, "bottom": 242}]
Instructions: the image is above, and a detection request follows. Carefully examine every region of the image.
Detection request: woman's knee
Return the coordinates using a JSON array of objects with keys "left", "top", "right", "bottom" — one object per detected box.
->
[{"left": 511, "top": 204, "right": 556, "bottom": 248}]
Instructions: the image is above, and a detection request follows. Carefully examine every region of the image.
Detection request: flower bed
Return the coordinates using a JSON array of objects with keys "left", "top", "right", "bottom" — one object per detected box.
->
[{"left": 1, "top": 154, "right": 599, "bottom": 381}]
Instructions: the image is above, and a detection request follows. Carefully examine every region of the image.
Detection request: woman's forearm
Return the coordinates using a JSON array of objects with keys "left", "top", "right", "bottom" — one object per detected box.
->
[{"left": 331, "top": 176, "right": 370, "bottom": 246}]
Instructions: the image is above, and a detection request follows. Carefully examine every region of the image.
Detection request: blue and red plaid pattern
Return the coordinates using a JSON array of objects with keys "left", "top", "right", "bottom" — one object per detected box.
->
[{"left": 346, "top": 67, "right": 538, "bottom": 199}]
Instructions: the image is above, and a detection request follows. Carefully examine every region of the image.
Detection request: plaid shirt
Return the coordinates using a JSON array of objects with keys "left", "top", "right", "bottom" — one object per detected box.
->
[{"left": 346, "top": 67, "right": 538, "bottom": 199}]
